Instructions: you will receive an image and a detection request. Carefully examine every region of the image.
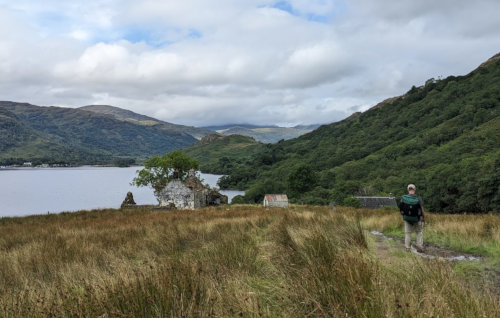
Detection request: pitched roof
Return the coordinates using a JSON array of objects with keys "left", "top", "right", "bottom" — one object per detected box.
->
[
  {"left": 264, "top": 194, "right": 288, "bottom": 202},
  {"left": 355, "top": 196, "right": 397, "bottom": 209}
]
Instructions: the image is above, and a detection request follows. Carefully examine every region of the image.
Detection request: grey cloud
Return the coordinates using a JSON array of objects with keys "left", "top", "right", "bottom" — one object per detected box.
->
[
  {"left": 349, "top": 0, "right": 500, "bottom": 39},
  {"left": 0, "top": 1, "right": 499, "bottom": 126}
]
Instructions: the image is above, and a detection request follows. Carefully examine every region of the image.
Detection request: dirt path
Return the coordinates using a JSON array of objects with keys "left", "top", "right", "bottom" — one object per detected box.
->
[
  {"left": 369, "top": 230, "right": 482, "bottom": 261},
  {"left": 369, "top": 230, "right": 500, "bottom": 298}
]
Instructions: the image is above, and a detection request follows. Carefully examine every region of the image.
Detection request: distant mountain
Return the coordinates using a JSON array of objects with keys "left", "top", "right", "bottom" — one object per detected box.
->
[
  {"left": 0, "top": 106, "right": 92, "bottom": 164},
  {"left": 202, "top": 124, "right": 320, "bottom": 143},
  {"left": 210, "top": 53, "right": 500, "bottom": 213},
  {"left": 80, "top": 105, "right": 214, "bottom": 140},
  {"left": 203, "top": 124, "right": 279, "bottom": 130},
  {"left": 293, "top": 124, "right": 321, "bottom": 130},
  {"left": 0, "top": 102, "right": 201, "bottom": 165}
]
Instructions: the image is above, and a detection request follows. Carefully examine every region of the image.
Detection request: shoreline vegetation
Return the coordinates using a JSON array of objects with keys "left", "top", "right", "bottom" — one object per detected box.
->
[{"left": 0, "top": 205, "right": 498, "bottom": 317}]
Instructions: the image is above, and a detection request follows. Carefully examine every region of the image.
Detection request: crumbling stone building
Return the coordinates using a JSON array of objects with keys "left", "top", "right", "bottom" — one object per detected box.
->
[{"left": 157, "top": 170, "right": 227, "bottom": 209}]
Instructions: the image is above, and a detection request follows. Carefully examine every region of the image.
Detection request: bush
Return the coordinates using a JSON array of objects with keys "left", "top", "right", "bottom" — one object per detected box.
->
[
  {"left": 343, "top": 196, "right": 361, "bottom": 208},
  {"left": 230, "top": 195, "right": 246, "bottom": 204}
]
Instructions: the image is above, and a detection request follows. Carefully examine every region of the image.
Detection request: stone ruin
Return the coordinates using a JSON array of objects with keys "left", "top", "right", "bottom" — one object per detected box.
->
[
  {"left": 121, "top": 191, "right": 137, "bottom": 208},
  {"left": 156, "top": 169, "right": 228, "bottom": 210}
]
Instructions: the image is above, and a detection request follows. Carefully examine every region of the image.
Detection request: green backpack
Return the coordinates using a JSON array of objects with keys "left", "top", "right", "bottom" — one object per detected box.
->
[{"left": 399, "top": 194, "right": 421, "bottom": 224}]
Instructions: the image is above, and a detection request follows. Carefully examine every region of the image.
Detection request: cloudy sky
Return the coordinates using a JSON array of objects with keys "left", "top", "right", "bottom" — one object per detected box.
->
[{"left": 0, "top": 0, "right": 499, "bottom": 127}]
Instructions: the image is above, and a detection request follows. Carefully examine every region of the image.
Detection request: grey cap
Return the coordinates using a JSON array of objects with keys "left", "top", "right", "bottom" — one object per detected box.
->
[{"left": 407, "top": 184, "right": 416, "bottom": 190}]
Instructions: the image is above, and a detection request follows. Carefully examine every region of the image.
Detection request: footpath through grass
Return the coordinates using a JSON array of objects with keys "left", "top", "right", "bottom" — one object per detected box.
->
[{"left": 0, "top": 205, "right": 498, "bottom": 317}]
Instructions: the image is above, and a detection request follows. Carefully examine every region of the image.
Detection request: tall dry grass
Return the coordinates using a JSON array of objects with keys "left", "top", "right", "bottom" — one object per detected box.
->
[{"left": 0, "top": 205, "right": 498, "bottom": 317}]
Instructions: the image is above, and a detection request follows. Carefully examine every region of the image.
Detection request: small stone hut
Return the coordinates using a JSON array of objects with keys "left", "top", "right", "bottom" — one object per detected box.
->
[
  {"left": 157, "top": 170, "right": 227, "bottom": 210},
  {"left": 355, "top": 196, "right": 397, "bottom": 209},
  {"left": 263, "top": 194, "right": 289, "bottom": 208}
]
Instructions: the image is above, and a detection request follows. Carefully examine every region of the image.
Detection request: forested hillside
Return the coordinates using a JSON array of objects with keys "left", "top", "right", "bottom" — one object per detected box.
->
[
  {"left": 0, "top": 102, "right": 199, "bottom": 165},
  {"left": 0, "top": 106, "right": 100, "bottom": 164},
  {"left": 215, "top": 53, "right": 500, "bottom": 213},
  {"left": 183, "top": 134, "right": 263, "bottom": 176}
]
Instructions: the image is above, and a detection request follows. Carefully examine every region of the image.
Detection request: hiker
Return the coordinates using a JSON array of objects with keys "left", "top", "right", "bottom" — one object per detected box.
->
[{"left": 399, "top": 184, "right": 425, "bottom": 252}]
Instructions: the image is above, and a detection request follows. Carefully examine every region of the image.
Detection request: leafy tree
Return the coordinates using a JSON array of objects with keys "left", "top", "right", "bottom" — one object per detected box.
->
[
  {"left": 245, "top": 178, "right": 285, "bottom": 203},
  {"left": 294, "top": 186, "right": 331, "bottom": 205},
  {"left": 132, "top": 150, "right": 199, "bottom": 194},
  {"left": 231, "top": 195, "right": 246, "bottom": 204},
  {"left": 330, "top": 180, "right": 362, "bottom": 205},
  {"left": 287, "top": 164, "right": 317, "bottom": 196}
]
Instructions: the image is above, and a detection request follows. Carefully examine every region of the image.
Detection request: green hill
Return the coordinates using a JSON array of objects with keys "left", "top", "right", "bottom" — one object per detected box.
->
[
  {"left": 0, "top": 106, "right": 105, "bottom": 165},
  {"left": 80, "top": 105, "right": 214, "bottom": 140},
  {"left": 0, "top": 102, "right": 200, "bottom": 165},
  {"left": 183, "top": 134, "right": 263, "bottom": 176},
  {"left": 216, "top": 53, "right": 500, "bottom": 213}
]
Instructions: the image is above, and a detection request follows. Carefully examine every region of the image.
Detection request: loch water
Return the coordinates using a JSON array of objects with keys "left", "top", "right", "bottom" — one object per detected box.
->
[{"left": 0, "top": 167, "right": 244, "bottom": 217}]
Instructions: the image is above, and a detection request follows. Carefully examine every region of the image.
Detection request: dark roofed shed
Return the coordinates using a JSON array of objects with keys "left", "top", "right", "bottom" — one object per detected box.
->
[{"left": 355, "top": 196, "right": 397, "bottom": 209}]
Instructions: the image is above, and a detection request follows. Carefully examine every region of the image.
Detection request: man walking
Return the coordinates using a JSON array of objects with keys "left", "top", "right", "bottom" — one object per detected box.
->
[{"left": 399, "top": 184, "right": 425, "bottom": 252}]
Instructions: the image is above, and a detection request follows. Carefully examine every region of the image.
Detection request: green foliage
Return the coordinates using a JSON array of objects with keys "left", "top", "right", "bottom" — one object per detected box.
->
[
  {"left": 132, "top": 150, "right": 199, "bottom": 193},
  {"left": 293, "top": 186, "right": 332, "bottom": 205},
  {"left": 244, "top": 178, "right": 285, "bottom": 203},
  {"left": 343, "top": 196, "right": 361, "bottom": 208},
  {"left": 287, "top": 164, "right": 317, "bottom": 196},
  {"left": 230, "top": 195, "right": 246, "bottom": 204},
  {"left": 183, "top": 134, "right": 263, "bottom": 175},
  {"left": 217, "top": 165, "right": 258, "bottom": 190},
  {"left": 113, "top": 157, "right": 136, "bottom": 167}
]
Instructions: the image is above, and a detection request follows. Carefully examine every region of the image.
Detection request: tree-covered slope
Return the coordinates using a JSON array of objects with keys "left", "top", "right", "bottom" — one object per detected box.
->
[
  {"left": 0, "top": 106, "right": 110, "bottom": 164},
  {"left": 0, "top": 102, "right": 199, "bottom": 164},
  {"left": 183, "top": 134, "right": 263, "bottom": 175},
  {"left": 219, "top": 53, "right": 500, "bottom": 213}
]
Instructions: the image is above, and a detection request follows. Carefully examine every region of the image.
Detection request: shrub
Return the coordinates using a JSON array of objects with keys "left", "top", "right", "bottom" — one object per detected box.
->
[{"left": 343, "top": 196, "right": 361, "bottom": 208}]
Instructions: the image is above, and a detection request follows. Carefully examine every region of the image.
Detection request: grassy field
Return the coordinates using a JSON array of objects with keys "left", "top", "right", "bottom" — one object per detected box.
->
[{"left": 0, "top": 205, "right": 498, "bottom": 317}]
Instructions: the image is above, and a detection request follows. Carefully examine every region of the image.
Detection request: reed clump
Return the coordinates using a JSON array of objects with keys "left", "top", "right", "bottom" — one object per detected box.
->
[{"left": 0, "top": 205, "right": 498, "bottom": 317}]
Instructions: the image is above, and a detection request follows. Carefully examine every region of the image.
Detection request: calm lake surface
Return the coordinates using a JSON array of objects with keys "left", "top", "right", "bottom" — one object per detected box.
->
[{"left": 0, "top": 167, "right": 244, "bottom": 217}]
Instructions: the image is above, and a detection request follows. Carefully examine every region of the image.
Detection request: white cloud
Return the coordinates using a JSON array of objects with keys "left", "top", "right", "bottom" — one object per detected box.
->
[
  {"left": 269, "top": 43, "right": 354, "bottom": 87},
  {"left": 0, "top": 0, "right": 499, "bottom": 126},
  {"left": 70, "top": 29, "right": 90, "bottom": 41}
]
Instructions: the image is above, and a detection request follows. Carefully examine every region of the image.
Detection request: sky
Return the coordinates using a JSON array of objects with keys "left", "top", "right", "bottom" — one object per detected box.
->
[{"left": 0, "top": 0, "right": 499, "bottom": 127}]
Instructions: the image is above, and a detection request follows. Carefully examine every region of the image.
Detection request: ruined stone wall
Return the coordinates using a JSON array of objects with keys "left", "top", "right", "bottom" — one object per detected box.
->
[
  {"left": 157, "top": 180, "right": 195, "bottom": 209},
  {"left": 193, "top": 190, "right": 208, "bottom": 209}
]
